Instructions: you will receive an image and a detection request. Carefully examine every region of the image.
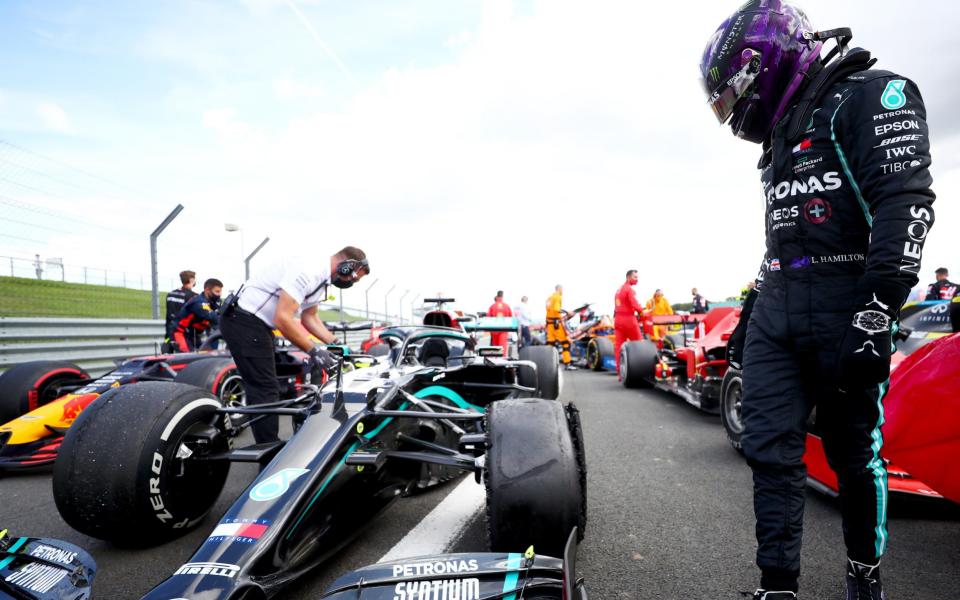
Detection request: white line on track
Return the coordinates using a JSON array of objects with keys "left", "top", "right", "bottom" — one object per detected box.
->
[{"left": 378, "top": 477, "right": 486, "bottom": 563}]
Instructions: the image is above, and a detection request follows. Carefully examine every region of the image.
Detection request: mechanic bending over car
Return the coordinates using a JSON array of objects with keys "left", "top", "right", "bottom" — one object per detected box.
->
[
  {"left": 163, "top": 270, "right": 197, "bottom": 347},
  {"left": 701, "top": 2, "right": 936, "bottom": 598},
  {"left": 220, "top": 246, "right": 369, "bottom": 444},
  {"left": 614, "top": 270, "right": 644, "bottom": 376},
  {"left": 171, "top": 278, "right": 223, "bottom": 352},
  {"left": 545, "top": 284, "right": 576, "bottom": 371}
]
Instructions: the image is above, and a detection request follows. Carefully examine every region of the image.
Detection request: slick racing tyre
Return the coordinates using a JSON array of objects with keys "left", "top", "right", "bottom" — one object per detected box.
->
[
  {"left": 485, "top": 398, "right": 584, "bottom": 557},
  {"left": 0, "top": 361, "right": 88, "bottom": 423},
  {"left": 619, "top": 340, "right": 657, "bottom": 389},
  {"left": 53, "top": 382, "right": 230, "bottom": 545},
  {"left": 720, "top": 368, "right": 745, "bottom": 452},
  {"left": 518, "top": 346, "right": 560, "bottom": 399},
  {"left": 367, "top": 343, "right": 390, "bottom": 357},
  {"left": 175, "top": 358, "right": 247, "bottom": 426},
  {"left": 586, "top": 337, "right": 614, "bottom": 371}
]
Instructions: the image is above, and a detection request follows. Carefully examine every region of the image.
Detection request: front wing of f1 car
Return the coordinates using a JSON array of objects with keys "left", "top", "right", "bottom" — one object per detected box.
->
[
  {"left": 0, "top": 530, "right": 96, "bottom": 600},
  {"left": 320, "top": 529, "right": 586, "bottom": 600}
]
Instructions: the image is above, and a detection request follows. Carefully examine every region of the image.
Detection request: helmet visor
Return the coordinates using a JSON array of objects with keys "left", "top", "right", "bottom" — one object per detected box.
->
[{"left": 703, "top": 51, "right": 762, "bottom": 124}]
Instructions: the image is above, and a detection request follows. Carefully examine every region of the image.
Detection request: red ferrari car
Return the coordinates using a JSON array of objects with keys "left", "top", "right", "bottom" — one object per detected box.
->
[
  {"left": 719, "top": 300, "right": 956, "bottom": 500},
  {"left": 619, "top": 301, "right": 955, "bottom": 501}
]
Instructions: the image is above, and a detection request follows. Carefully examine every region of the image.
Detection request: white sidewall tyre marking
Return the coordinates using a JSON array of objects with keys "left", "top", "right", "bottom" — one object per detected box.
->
[{"left": 161, "top": 399, "right": 221, "bottom": 441}]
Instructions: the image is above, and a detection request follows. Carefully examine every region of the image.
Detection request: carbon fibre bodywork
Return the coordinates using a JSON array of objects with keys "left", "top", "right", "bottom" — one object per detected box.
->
[{"left": 138, "top": 325, "right": 566, "bottom": 600}]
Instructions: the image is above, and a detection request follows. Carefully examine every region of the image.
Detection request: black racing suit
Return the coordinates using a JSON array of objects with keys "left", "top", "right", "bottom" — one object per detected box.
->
[
  {"left": 740, "top": 49, "right": 935, "bottom": 589},
  {"left": 165, "top": 287, "right": 197, "bottom": 339}
]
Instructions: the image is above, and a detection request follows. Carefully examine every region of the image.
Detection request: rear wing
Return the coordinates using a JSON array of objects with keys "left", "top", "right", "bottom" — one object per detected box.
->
[
  {"left": 462, "top": 316, "right": 520, "bottom": 333},
  {"left": 322, "top": 320, "right": 383, "bottom": 332},
  {"left": 648, "top": 314, "right": 708, "bottom": 326}
]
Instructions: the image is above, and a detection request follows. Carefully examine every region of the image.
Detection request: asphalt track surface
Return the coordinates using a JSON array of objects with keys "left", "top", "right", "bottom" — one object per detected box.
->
[{"left": 2, "top": 370, "right": 958, "bottom": 599}]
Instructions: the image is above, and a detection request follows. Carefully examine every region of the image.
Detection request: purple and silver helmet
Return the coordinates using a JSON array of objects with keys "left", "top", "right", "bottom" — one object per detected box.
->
[{"left": 700, "top": 0, "right": 822, "bottom": 143}]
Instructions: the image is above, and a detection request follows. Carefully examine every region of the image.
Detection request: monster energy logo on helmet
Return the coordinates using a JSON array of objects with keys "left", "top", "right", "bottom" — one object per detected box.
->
[{"left": 881, "top": 79, "right": 907, "bottom": 110}]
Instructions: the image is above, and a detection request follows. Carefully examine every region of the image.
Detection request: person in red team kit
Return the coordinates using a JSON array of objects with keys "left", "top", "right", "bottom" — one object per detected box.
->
[
  {"left": 614, "top": 270, "right": 645, "bottom": 375},
  {"left": 487, "top": 290, "right": 513, "bottom": 356}
]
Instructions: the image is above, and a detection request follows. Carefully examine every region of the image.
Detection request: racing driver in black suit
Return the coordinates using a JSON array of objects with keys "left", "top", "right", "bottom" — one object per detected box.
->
[{"left": 700, "top": 2, "right": 936, "bottom": 599}]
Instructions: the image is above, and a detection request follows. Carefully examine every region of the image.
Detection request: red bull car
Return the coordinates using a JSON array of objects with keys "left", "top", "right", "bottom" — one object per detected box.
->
[{"left": 0, "top": 335, "right": 328, "bottom": 471}]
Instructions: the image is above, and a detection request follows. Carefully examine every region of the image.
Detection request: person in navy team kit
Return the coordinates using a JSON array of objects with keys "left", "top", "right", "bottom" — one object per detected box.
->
[{"left": 171, "top": 278, "right": 223, "bottom": 352}]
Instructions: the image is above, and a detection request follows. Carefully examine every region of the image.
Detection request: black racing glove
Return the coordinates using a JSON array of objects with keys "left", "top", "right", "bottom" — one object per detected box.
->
[
  {"left": 308, "top": 345, "right": 338, "bottom": 372},
  {"left": 727, "top": 288, "right": 757, "bottom": 370},
  {"left": 837, "top": 279, "right": 904, "bottom": 388}
]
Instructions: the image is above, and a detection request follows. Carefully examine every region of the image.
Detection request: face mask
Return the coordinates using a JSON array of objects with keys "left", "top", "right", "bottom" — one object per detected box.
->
[
  {"left": 210, "top": 294, "right": 221, "bottom": 303},
  {"left": 332, "top": 277, "right": 354, "bottom": 289}
]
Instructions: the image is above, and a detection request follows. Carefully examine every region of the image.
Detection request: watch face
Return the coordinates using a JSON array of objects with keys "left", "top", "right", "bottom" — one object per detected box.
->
[{"left": 852, "top": 309, "right": 891, "bottom": 334}]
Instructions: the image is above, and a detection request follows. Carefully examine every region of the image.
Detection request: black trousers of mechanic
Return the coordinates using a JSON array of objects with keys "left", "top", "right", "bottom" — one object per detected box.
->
[
  {"left": 741, "top": 304, "right": 887, "bottom": 590},
  {"left": 219, "top": 307, "right": 281, "bottom": 444}
]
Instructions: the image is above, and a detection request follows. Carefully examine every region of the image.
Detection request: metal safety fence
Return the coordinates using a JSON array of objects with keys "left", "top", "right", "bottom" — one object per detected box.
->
[{"left": 0, "top": 317, "right": 381, "bottom": 376}]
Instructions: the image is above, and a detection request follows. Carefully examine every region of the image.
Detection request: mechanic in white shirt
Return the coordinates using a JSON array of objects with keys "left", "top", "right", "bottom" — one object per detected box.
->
[
  {"left": 220, "top": 246, "right": 369, "bottom": 443},
  {"left": 514, "top": 296, "right": 533, "bottom": 348}
]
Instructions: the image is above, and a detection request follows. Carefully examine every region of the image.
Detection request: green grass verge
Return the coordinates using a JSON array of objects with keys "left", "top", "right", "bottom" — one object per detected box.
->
[{"left": 0, "top": 276, "right": 363, "bottom": 321}]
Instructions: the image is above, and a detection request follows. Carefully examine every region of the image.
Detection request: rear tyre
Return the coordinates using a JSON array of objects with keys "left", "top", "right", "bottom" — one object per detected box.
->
[
  {"left": 518, "top": 346, "right": 560, "bottom": 399},
  {"left": 0, "top": 361, "right": 88, "bottom": 423},
  {"left": 619, "top": 341, "right": 657, "bottom": 389},
  {"left": 367, "top": 343, "right": 390, "bottom": 357},
  {"left": 485, "top": 399, "right": 584, "bottom": 556},
  {"left": 720, "top": 368, "right": 745, "bottom": 452},
  {"left": 175, "top": 358, "right": 247, "bottom": 425},
  {"left": 53, "top": 382, "right": 230, "bottom": 545},
  {"left": 586, "top": 337, "right": 614, "bottom": 371}
]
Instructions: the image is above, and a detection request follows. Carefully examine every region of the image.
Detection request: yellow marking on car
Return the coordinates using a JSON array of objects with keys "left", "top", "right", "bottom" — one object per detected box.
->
[{"left": 0, "top": 393, "right": 99, "bottom": 444}]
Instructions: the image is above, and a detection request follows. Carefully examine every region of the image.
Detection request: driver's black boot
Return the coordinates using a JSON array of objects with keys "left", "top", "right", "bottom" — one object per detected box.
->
[{"left": 845, "top": 559, "right": 886, "bottom": 600}]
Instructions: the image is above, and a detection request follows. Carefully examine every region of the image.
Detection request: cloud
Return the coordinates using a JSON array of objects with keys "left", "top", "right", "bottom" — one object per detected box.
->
[
  {"left": 4, "top": 0, "right": 959, "bottom": 317},
  {"left": 273, "top": 78, "right": 325, "bottom": 100},
  {"left": 35, "top": 101, "right": 73, "bottom": 133},
  {"left": 201, "top": 107, "right": 252, "bottom": 138}
]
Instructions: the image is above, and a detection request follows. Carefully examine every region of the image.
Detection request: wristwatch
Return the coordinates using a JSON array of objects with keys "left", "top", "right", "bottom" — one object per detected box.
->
[{"left": 852, "top": 309, "right": 891, "bottom": 334}]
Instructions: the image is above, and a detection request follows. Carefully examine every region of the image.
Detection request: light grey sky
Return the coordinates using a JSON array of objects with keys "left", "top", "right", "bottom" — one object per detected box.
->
[{"left": 1, "top": 0, "right": 957, "bottom": 317}]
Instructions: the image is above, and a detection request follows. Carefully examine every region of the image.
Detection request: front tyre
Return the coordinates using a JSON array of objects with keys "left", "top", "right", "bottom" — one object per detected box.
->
[
  {"left": 0, "top": 361, "right": 88, "bottom": 422},
  {"left": 53, "top": 382, "right": 230, "bottom": 545},
  {"left": 720, "top": 368, "right": 745, "bottom": 452},
  {"left": 485, "top": 399, "right": 584, "bottom": 556}
]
